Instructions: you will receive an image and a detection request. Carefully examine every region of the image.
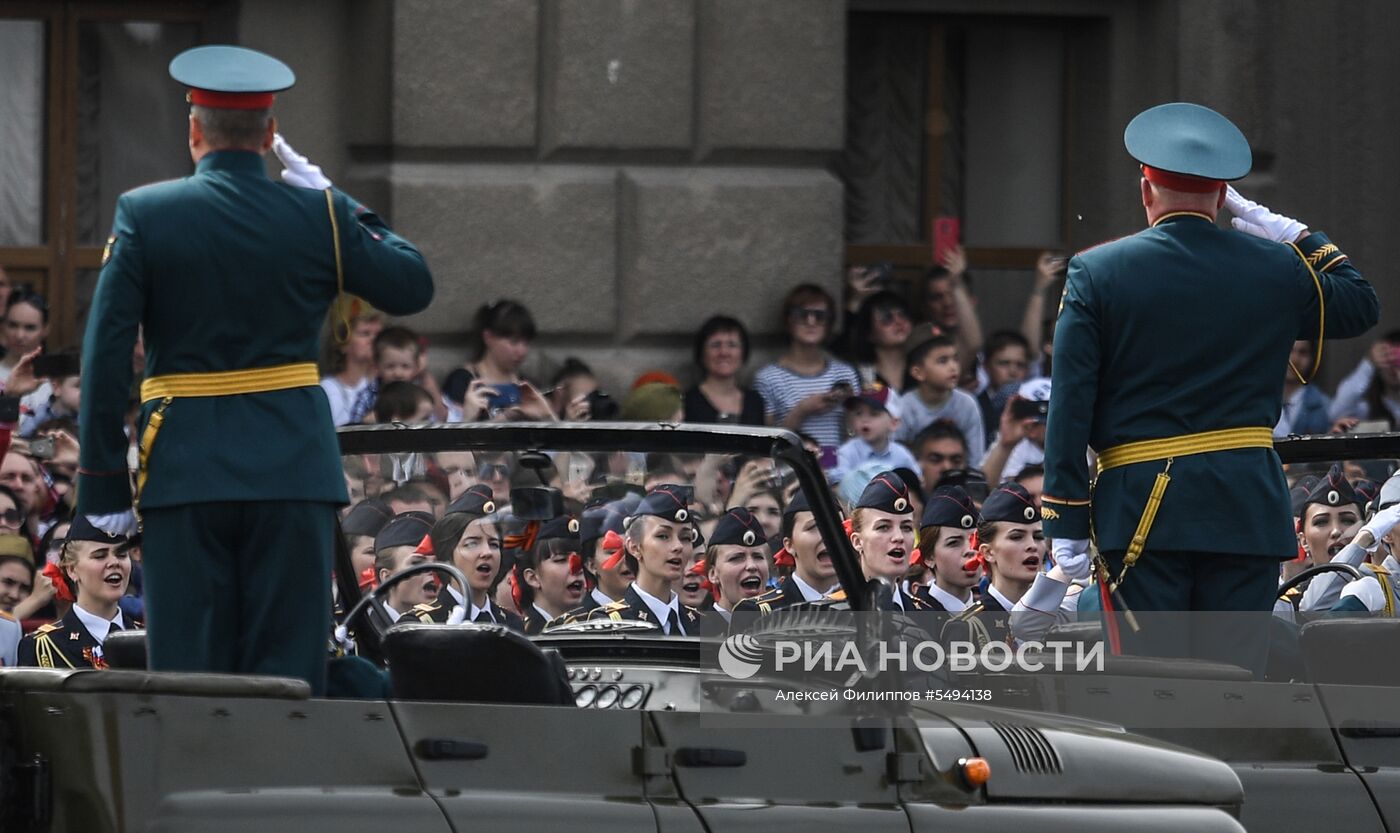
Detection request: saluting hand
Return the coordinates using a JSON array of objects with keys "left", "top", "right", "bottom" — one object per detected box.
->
[
  {"left": 1224, "top": 186, "right": 1308, "bottom": 243},
  {"left": 272, "top": 133, "right": 333, "bottom": 190}
]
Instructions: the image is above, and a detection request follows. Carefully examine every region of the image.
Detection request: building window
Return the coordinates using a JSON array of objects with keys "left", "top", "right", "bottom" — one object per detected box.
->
[
  {"left": 0, "top": 4, "right": 207, "bottom": 347},
  {"left": 841, "top": 14, "right": 1071, "bottom": 275}
]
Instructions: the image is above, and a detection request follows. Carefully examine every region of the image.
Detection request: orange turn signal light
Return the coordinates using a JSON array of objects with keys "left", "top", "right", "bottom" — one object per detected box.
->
[{"left": 957, "top": 756, "right": 991, "bottom": 788}]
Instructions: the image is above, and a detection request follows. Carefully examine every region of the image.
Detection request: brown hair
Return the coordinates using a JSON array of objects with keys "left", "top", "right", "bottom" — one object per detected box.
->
[{"left": 780, "top": 283, "right": 837, "bottom": 334}]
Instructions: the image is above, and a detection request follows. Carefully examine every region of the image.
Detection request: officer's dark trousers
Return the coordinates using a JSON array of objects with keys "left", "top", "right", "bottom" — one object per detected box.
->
[
  {"left": 1100, "top": 549, "right": 1281, "bottom": 679},
  {"left": 141, "top": 501, "right": 336, "bottom": 696}
]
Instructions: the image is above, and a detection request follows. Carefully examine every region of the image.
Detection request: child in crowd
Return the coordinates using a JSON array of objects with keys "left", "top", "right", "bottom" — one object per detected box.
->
[
  {"left": 895, "top": 334, "right": 985, "bottom": 461},
  {"left": 831, "top": 384, "right": 917, "bottom": 486},
  {"left": 373, "top": 381, "right": 434, "bottom": 424},
  {"left": 349, "top": 326, "right": 442, "bottom": 424},
  {"left": 20, "top": 371, "right": 80, "bottom": 438}
]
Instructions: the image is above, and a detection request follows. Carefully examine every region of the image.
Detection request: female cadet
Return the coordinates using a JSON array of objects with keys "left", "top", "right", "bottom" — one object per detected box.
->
[
  {"left": 1299, "top": 470, "right": 1400, "bottom": 614},
  {"left": 703, "top": 507, "right": 771, "bottom": 627},
  {"left": 847, "top": 471, "right": 932, "bottom": 612},
  {"left": 582, "top": 489, "right": 703, "bottom": 635},
  {"left": 942, "top": 483, "right": 1046, "bottom": 647},
  {"left": 734, "top": 491, "right": 841, "bottom": 613},
  {"left": 575, "top": 505, "right": 633, "bottom": 613},
  {"left": 1297, "top": 466, "right": 1363, "bottom": 569},
  {"left": 18, "top": 516, "right": 135, "bottom": 669},
  {"left": 914, "top": 486, "right": 983, "bottom": 613},
  {"left": 414, "top": 484, "right": 523, "bottom": 629},
  {"left": 515, "top": 515, "right": 587, "bottom": 635}
]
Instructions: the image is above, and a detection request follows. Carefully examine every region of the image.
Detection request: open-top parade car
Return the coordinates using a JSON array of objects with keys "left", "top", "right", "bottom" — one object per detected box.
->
[{"left": 2, "top": 421, "right": 1395, "bottom": 832}]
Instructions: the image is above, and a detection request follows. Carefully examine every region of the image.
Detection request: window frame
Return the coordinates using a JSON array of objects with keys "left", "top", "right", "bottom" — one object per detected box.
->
[{"left": 0, "top": 1, "right": 209, "bottom": 347}]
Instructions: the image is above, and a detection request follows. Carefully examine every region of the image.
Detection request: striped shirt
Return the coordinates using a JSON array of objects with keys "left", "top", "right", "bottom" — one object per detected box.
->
[{"left": 753, "top": 358, "right": 861, "bottom": 450}]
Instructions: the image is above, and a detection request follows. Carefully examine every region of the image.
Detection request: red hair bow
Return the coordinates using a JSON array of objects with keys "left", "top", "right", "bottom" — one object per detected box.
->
[
  {"left": 772, "top": 547, "right": 796, "bottom": 570},
  {"left": 358, "top": 565, "right": 379, "bottom": 591},
  {"left": 600, "top": 530, "right": 626, "bottom": 570},
  {"left": 568, "top": 553, "right": 584, "bottom": 574},
  {"left": 508, "top": 570, "right": 524, "bottom": 613},
  {"left": 414, "top": 533, "right": 434, "bottom": 556},
  {"left": 910, "top": 548, "right": 923, "bottom": 568},
  {"left": 962, "top": 531, "right": 984, "bottom": 573},
  {"left": 843, "top": 518, "right": 854, "bottom": 536},
  {"left": 42, "top": 561, "right": 74, "bottom": 604}
]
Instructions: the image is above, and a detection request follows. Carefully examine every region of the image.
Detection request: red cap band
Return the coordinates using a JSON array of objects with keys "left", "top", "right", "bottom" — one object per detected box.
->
[
  {"left": 1141, "top": 164, "right": 1223, "bottom": 194},
  {"left": 189, "top": 89, "right": 275, "bottom": 110}
]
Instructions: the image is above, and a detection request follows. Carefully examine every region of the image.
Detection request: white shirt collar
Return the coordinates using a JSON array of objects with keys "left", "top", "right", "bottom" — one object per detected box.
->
[
  {"left": 382, "top": 603, "right": 403, "bottom": 623},
  {"left": 447, "top": 584, "right": 465, "bottom": 606},
  {"left": 985, "top": 584, "right": 1016, "bottom": 611},
  {"left": 591, "top": 587, "right": 615, "bottom": 607},
  {"left": 926, "top": 583, "right": 972, "bottom": 612},
  {"left": 791, "top": 573, "right": 836, "bottom": 601},
  {"left": 532, "top": 603, "right": 555, "bottom": 624},
  {"left": 469, "top": 601, "right": 497, "bottom": 623},
  {"left": 633, "top": 583, "right": 684, "bottom": 634},
  {"left": 712, "top": 604, "right": 732, "bottom": 623},
  {"left": 73, "top": 604, "right": 124, "bottom": 645}
]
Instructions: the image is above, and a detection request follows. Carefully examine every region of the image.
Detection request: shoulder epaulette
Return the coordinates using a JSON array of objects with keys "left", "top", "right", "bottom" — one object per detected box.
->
[
  {"left": 600, "top": 600, "right": 629, "bottom": 612},
  {"left": 410, "top": 603, "right": 439, "bottom": 613},
  {"left": 0, "top": 610, "right": 14, "bottom": 621},
  {"left": 35, "top": 621, "right": 63, "bottom": 634},
  {"left": 951, "top": 602, "right": 985, "bottom": 622},
  {"left": 826, "top": 588, "right": 847, "bottom": 602}
]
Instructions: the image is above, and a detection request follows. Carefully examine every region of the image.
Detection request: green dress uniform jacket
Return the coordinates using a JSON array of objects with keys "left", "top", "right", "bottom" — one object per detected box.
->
[
  {"left": 76, "top": 150, "right": 433, "bottom": 514},
  {"left": 1042, "top": 215, "right": 1378, "bottom": 558}
]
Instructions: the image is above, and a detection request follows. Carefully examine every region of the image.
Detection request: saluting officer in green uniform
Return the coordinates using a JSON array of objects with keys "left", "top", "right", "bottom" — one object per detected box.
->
[
  {"left": 1042, "top": 102, "right": 1379, "bottom": 675},
  {"left": 75, "top": 46, "right": 433, "bottom": 695}
]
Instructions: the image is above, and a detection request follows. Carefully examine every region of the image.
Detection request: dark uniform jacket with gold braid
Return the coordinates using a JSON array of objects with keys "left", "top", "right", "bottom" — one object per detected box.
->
[
  {"left": 732, "top": 575, "right": 809, "bottom": 614},
  {"left": 1043, "top": 217, "right": 1378, "bottom": 557},
  {"left": 17, "top": 609, "right": 138, "bottom": 670},
  {"left": 578, "top": 585, "right": 703, "bottom": 635},
  {"left": 76, "top": 150, "right": 433, "bottom": 515},
  {"left": 938, "top": 591, "right": 1010, "bottom": 650},
  {"left": 410, "top": 588, "right": 524, "bottom": 632}
]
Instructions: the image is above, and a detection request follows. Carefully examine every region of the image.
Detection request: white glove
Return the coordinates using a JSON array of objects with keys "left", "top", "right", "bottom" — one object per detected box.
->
[
  {"left": 1051, "top": 538, "right": 1092, "bottom": 581},
  {"left": 1339, "top": 576, "right": 1386, "bottom": 612},
  {"left": 445, "top": 604, "right": 466, "bottom": 625},
  {"left": 1224, "top": 186, "right": 1307, "bottom": 243},
  {"left": 271, "top": 133, "right": 332, "bottom": 190},
  {"left": 87, "top": 510, "right": 138, "bottom": 537},
  {"left": 1359, "top": 503, "right": 1400, "bottom": 549}
]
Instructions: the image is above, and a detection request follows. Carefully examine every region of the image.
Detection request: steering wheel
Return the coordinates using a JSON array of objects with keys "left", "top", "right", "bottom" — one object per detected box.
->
[
  {"left": 1276, "top": 561, "right": 1364, "bottom": 609},
  {"left": 338, "top": 562, "right": 472, "bottom": 657}
]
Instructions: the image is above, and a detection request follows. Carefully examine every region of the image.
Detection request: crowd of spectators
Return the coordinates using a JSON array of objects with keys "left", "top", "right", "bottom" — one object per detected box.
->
[{"left": 0, "top": 245, "right": 1394, "bottom": 651}]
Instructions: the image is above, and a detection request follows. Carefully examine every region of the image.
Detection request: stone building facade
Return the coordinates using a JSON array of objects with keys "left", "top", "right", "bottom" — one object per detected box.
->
[{"left": 5, "top": 0, "right": 1392, "bottom": 394}]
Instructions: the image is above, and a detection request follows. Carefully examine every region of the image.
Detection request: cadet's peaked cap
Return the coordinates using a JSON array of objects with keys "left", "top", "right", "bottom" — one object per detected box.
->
[
  {"left": 1377, "top": 471, "right": 1400, "bottom": 512},
  {"left": 67, "top": 514, "right": 129, "bottom": 546},
  {"left": 921, "top": 486, "right": 979, "bottom": 531},
  {"left": 1124, "top": 102, "right": 1251, "bottom": 183},
  {"left": 536, "top": 515, "right": 582, "bottom": 545},
  {"left": 981, "top": 483, "right": 1041, "bottom": 524},
  {"left": 629, "top": 488, "right": 691, "bottom": 524},
  {"left": 374, "top": 511, "right": 436, "bottom": 552},
  {"left": 579, "top": 507, "right": 620, "bottom": 552},
  {"left": 856, "top": 471, "right": 915, "bottom": 515},
  {"left": 784, "top": 489, "right": 811, "bottom": 518},
  {"left": 170, "top": 45, "right": 294, "bottom": 110},
  {"left": 342, "top": 498, "right": 394, "bottom": 538},
  {"left": 445, "top": 484, "right": 496, "bottom": 518},
  {"left": 710, "top": 507, "right": 768, "bottom": 548},
  {"left": 1303, "top": 464, "right": 1361, "bottom": 512}
]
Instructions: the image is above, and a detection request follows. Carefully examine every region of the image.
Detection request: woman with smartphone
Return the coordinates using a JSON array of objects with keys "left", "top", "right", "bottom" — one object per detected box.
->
[
  {"left": 752, "top": 285, "right": 861, "bottom": 463},
  {"left": 442, "top": 300, "right": 556, "bottom": 422},
  {"left": 843, "top": 289, "right": 914, "bottom": 393}
]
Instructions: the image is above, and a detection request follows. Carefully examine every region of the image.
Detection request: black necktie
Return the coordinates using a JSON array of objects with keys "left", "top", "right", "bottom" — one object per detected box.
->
[
  {"left": 110, "top": 621, "right": 123, "bottom": 633},
  {"left": 473, "top": 609, "right": 493, "bottom": 624},
  {"left": 666, "top": 608, "right": 682, "bottom": 636}
]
